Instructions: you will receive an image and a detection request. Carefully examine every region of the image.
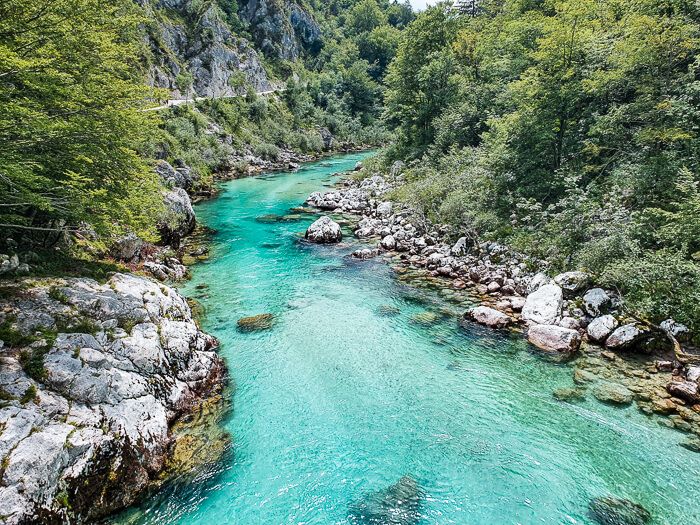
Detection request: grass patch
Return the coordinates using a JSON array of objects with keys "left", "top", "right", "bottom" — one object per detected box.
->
[
  {"left": 0, "top": 388, "right": 16, "bottom": 402},
  {"left": 19, "top": 347, "right": 48, "bottom": 382},
  {"left": 21, "top": 249, "right": 125, "bottom": 282},
  {"left": 19, "top": 385, "right": 37, "bottom": 404},
  {"left": 48, "top": 286, "right": 69, "bottom": 304},
  {"left": 0, "top": 318, "right": 36, "bottom": 348}
]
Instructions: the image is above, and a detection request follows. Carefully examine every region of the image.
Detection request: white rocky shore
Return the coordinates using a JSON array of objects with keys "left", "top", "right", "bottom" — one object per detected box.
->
[
  {"left": 305, "top": 164, "right": 700, "bottom": 438},
  {"left": 0, "top": 273, "right": 225, "bottom": 523}
]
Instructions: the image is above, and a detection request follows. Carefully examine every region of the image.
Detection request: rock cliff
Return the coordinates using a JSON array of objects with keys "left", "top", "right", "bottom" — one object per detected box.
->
[
  {"left": 239, "top": 0, "right": 322, "bottom": 60},
  {"left": 139, "top": 0, "right": 272, "bottom": 97}
]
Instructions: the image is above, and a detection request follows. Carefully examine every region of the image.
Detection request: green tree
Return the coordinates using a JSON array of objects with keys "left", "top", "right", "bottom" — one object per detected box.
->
[
  {"left": 357, "top": 25, "right": 401, "bottom": 80},
  {"left": 0, "top": 0, "right": 163, "bottom": 243},
  {"left": 346, "top": 0, "right": 388, "bottom": 35}
]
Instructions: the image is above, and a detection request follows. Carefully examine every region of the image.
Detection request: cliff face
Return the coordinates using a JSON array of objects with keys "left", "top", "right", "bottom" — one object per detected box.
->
[
  {"left": 138, "top": 0, "right": 321, "bottom": 98},
  {"left": 239, "top": 0, "right": 322, "bottom": 60},
  {"left": 0, "top": 274, "right": 226, "bottom": 524},
  {"left": 140, "top": 0, "right": 272, "bottom": 98}
]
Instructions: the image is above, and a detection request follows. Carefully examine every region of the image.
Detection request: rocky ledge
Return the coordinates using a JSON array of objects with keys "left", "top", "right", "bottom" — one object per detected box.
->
[{"left": 0, "top": 273, "right": 225, "bottom": 523}]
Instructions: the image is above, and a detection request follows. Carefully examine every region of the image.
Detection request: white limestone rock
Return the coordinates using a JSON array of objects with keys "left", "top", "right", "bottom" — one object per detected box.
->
[
  {"left": 0, "top": 274, "right": 224, "bottom": 524},
  {"left": 522, "top": 284, "right": 563, "bottom": 325}
]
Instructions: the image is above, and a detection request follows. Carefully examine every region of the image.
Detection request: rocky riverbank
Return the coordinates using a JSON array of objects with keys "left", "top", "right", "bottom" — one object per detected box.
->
[
  {"left": 304, "top": 162, "right": 700, "bottom": 445},
  {"left": 0, "top": 273, "right": 226, "bottom": 523}
]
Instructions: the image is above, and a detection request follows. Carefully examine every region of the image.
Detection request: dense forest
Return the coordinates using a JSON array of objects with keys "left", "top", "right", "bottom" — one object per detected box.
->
[{"left": 381, "top": 0, "right": 700, "bottom": 333}]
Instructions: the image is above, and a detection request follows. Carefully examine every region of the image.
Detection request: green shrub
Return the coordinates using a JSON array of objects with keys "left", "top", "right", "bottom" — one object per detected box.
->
[
  {"left": 253, "top": 142, "right": 280, "bottom": 161},
  {"left": 19, "top": 348, "right": 48, "bottom": 382}
]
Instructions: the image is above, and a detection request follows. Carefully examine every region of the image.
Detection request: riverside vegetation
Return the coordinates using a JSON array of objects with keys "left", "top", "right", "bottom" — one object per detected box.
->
[{"left": 1, "top": 0, "right": 700, "bottom": 523}]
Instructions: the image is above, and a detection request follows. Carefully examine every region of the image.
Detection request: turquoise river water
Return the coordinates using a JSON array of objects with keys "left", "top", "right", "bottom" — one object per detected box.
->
[{"left": 119, "top": 152, "right": 700, "bottom": 524}]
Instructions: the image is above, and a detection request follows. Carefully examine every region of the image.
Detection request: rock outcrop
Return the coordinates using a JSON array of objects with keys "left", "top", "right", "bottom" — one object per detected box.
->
[
  {"left": 0, "top": 274, "right": 225, "bottom": 523},
  {"left": 305, "top": 216, "right": 342, "bottom": 243},
  {"left": 240, "top": 0, "right": 322, "bottom": 60},
  {"left": 159, "top": 188, "right": 196, "bottom": 247},
  {"left": 141, "top": 0, "right": 272, "bottom": 98}
]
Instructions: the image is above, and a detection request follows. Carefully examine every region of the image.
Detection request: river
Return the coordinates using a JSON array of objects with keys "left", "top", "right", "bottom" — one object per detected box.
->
[{"left": 119, "top": 152, "right": 700, "bottom": 524}]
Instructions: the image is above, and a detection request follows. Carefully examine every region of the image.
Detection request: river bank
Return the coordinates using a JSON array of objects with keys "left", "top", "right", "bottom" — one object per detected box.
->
[{"left": 302, "top": 161, "right": 700, "bottom": 448}]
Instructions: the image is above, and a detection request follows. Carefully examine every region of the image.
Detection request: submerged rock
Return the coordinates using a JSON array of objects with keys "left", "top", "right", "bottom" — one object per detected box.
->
[
  {"left": 588, "top": 496, "right": 651, "bottom": 525},
  {"left": 528, "top": 324, "right": 581, "bottom": 353},
  {"left": 348, "top": 476, "right": 423, "bottom": 525},
  {"left": 236, "top": 313, "right": 275, "bottom": 332},
  {"left": 593, "top": 382, "right": 633, "bottom": 405},
  {"left": 256, "top": 214, "right": 282, "bottom": 223},
  {"left": 305, "top": 216, "right": 342, "bottom": 243},
  {"left": 378, "top": 305, "right": 400, "bottom": 316},
  {"left": 410, "top": 311, "right": 441, "bottom": 326},
  {"left": 464, "top": 306, "right": 512, "bottom": 329},
  {"left": 553, "top": 387, "right": 586, "bottom": 402}
]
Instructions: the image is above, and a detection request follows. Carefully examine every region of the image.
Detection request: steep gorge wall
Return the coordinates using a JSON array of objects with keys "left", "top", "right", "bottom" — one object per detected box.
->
[{"left": 137, "top": 0, "right": 321, "bottom": 98}]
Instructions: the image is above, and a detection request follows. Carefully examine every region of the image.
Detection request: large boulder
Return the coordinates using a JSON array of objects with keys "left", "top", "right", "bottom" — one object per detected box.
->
[
  {"left": 667, "top": 381, "right": 700, "bottom": 403},
  {"left": 159, "top": 188, "right": 196, "bottom": 247},
  {"left": 587, "top": 315, "right": 618, "bottom": 343},
  {"left": 527, "top": 272, "right": 553, "bottom": 294},
  {"left": 583, "top": 288, "right": 613, "bottom": 317},
  {"left": 527, "top": 324, "right": 581, "bottom": 353},
  {"left": 660, "top": 318, "right": 691, "bottom": 343},
  {"left": 380, "top": 235, "right": 396, "bottom": 250},
  {"left": 464, "top": 306, "right": 512, "bottom": 329},
  {"left": 110, "top": 233, "right": 144, "bottom": 262},
  {"left": 554, "top": 271, "right": 590, "bottom": 296},
  {"left": 0, "top": 274, "right": 225, "bottom": 524},
  {"left": 451, "top": 237, "right": 469, "bottom": 256},
  {"left": 376, "top": 201, "right": 393, "bottom": 218},
  {"left": 305, "top": 216, "right": 342, "bottom": 243},
  {"left": 605, "top": 324, "right": 647, "bottom": 351},
  {"left": 155, "top": 159, "right": 194, "bottom": 191},
  {"left": 522, "top": 284, "right": 563, "bottom": 325}
]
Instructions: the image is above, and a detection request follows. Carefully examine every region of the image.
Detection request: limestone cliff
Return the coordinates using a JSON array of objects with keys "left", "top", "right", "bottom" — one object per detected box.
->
[
  {"left": 139, "top": 0, "right": 272, "bottom": 97},
  {"left": 239, "top": 0, "right": 322, "bottom": 60}
]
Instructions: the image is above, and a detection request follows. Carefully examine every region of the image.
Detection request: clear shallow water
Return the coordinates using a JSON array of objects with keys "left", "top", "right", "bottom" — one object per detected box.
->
[{"left": 120, "top": 152, "right": 700, "bottom": 524}]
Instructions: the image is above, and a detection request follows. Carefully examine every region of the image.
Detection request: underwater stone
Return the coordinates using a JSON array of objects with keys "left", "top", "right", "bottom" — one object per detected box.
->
[
  {"left": 236, "top": 313, "right": 275, "bottom": 332},
  {"left": 588, "top": 496, "right": 651, "bottom": 525},
  {"left": 348, "top": 475, "right": 423, "bottom": 525}
]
